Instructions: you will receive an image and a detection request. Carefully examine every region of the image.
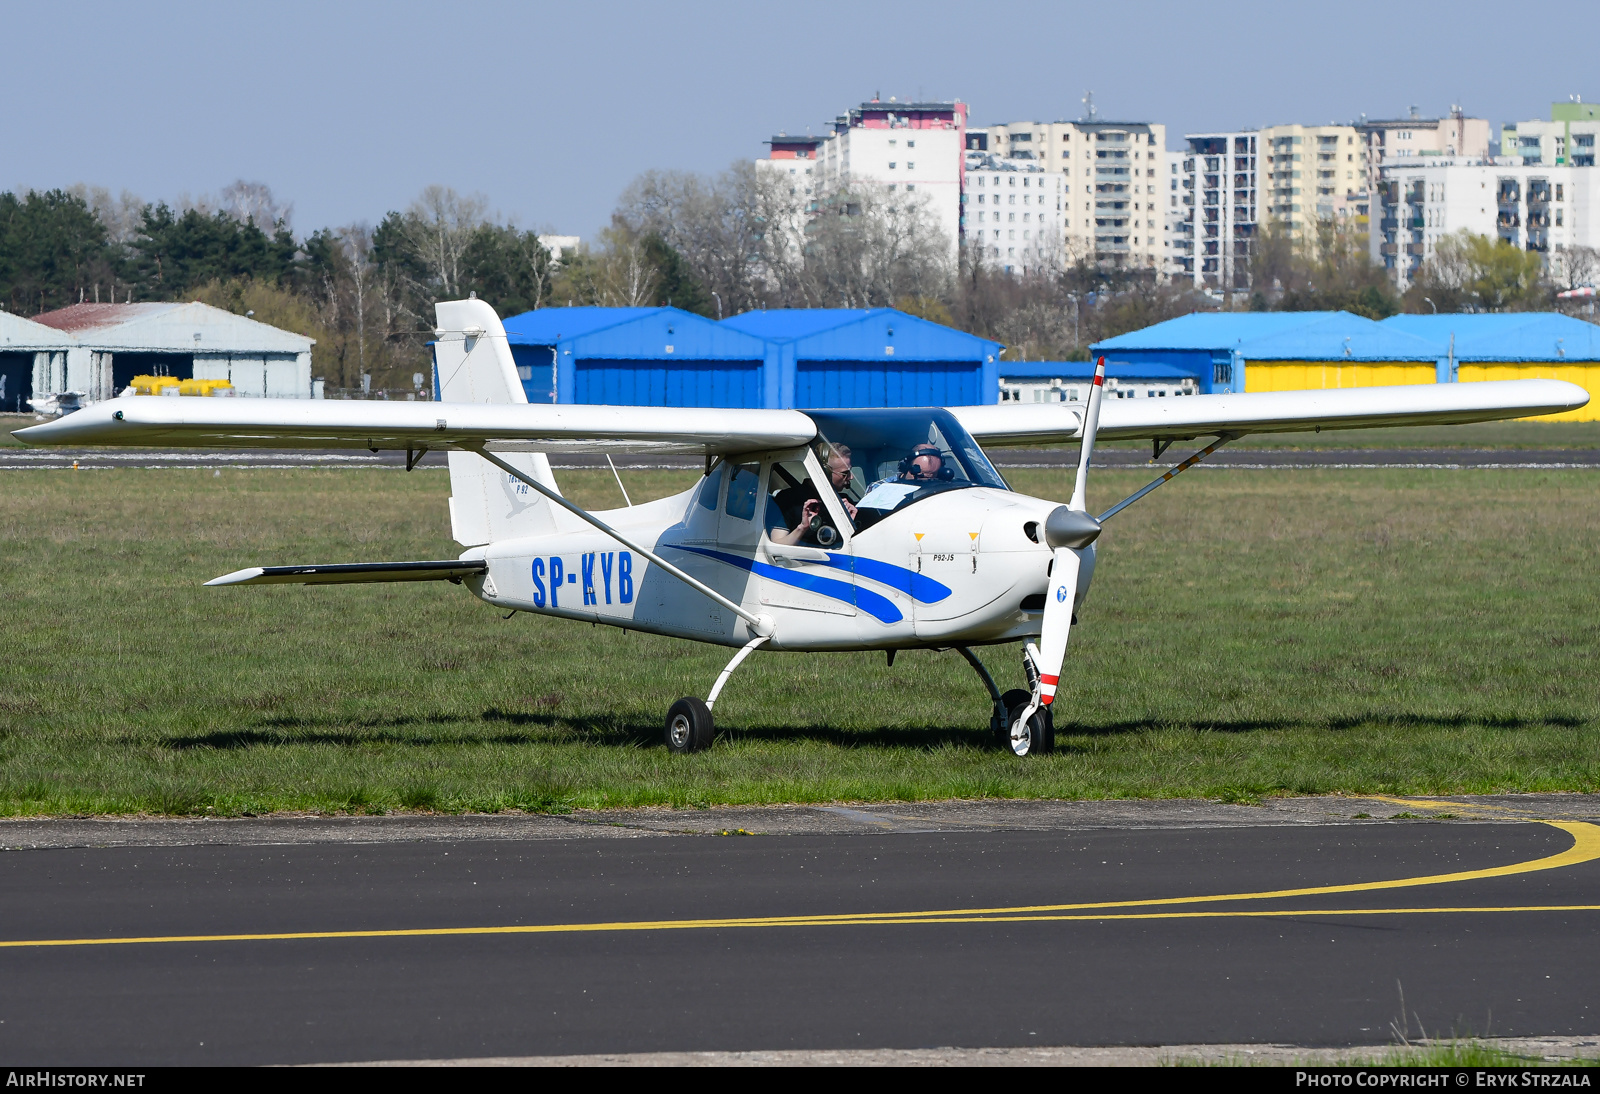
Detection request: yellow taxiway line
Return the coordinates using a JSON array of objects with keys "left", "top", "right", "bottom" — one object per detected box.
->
[{"left": 2, "top": 820, "right": 1596, "bottom": 952}]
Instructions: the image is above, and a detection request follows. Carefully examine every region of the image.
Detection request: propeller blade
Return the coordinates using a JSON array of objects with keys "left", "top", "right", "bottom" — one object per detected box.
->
[
  {"left": 1034, "top": 546, "right": 1083, "bottom": 706},
  {"left": 1068, "top": 355, "right": 1108, "bottom": 513}
]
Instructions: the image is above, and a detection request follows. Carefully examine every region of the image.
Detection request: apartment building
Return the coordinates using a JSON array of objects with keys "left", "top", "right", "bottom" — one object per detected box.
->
[
  {"left": 811, "top": 98, "right": 967, "bottom": 261},
  {"left": 763, "top": 133, "right": 824, "bottom": 195},
  {"left": 1260, "top": 124, "right": 1366, "bottom": 231},
  {"left": 1178, "top": 124, "right": 1367, "bottom": 291},
  {"left": 966, "top": 118, "right": 1167, "bottom": 272},
  {"left": 1163, "top": 151, "right": 1186, "bottom": 279},
  {"left": 1355, "top": 107, "right": 1492, "bottom": 192},
  {"left": 1176, "top": 130, "right": 1257, "bottom": 290},
  {"left": 963, "top": 152, "right": 1065, "bottom": 275},
  {"left": 1374, "top": 158, "right": 1599, "bottom": 288},
  {"left": 1500, "top": 100, "right": 1600, "bottom": 169}
]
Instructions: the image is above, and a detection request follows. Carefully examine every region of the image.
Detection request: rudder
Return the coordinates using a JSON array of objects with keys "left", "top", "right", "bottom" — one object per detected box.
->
[{"left": 434, "top": 298, "right": 562, "bottom": 546}]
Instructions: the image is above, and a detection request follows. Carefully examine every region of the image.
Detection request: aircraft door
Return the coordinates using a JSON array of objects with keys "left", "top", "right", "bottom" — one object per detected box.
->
[{"left": 759, "top": 449, "right": 860, "bottom": 622}]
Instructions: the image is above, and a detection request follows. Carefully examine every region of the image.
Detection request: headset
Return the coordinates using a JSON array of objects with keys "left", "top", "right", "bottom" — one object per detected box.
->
[{"left": 897, "top": 444, "right": 955, "bottom": 482}]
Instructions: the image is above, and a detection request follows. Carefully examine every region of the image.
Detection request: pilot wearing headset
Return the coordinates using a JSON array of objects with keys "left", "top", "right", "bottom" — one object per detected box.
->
[
  {"left": 854, "top": 443, "right": 958, "bottom": 521},
  {"left": 896, "top": 443, "right": 953, "bottom": 484}
]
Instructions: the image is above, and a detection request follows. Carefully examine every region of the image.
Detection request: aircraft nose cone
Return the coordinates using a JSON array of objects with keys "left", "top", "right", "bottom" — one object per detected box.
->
[{"left": 1044, "top": 505, "right": 1101, "bottom": 549}]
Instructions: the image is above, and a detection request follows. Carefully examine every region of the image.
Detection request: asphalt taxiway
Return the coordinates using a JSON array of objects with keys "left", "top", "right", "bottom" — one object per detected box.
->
[{"left": 1, "top": 795, "right": 1597, "bottom": 1065}]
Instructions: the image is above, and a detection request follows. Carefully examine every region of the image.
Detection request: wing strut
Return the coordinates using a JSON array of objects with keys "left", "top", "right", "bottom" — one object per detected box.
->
[
  {"left": 1095, "top": 433, "right": 1239, "bottom": 524},
  {"left": 469, "top": 446, "right": 771, "bottom": 635}
]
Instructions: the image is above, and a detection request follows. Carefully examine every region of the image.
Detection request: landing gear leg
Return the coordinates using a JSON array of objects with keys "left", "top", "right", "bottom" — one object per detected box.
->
[
  {"left": 955, "top": 646, "right": 1007, "bottom": 738},
  {"left": 665, "top": 634, "right": 769, "bottom": 754},
  {"left": 998, "top": 645, "right": 1054, "bottom": 757}
]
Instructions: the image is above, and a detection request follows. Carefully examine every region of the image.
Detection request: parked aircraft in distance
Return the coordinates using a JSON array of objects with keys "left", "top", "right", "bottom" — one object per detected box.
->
[{"left": 17, "top": 300, "right": 1587, "bottom": 755}]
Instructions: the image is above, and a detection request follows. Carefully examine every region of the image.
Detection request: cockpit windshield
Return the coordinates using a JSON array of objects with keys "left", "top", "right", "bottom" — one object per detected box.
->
[{"left": 806, "top": 409, "right": 1009, "bottom": 531}]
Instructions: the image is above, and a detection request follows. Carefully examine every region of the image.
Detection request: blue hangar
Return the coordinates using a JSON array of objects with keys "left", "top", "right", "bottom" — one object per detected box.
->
[
  {"left": 493, "top": 306, "right": 1002, "bottom": 409},
  {"left": 1089, "top": 311, "right": 1446, "bottom": 395}
]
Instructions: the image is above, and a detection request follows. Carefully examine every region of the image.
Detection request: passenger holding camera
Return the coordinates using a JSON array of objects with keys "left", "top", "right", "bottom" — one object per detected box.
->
[{"left": 770, "top": 444, "right": 856, "bottom": 547}]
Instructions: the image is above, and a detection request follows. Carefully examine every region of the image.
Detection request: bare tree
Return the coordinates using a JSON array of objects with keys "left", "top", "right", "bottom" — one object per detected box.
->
[
  {"left": 556, "top": 223, "right": 662, "bottom": 307},
  {"left": 773, "top": 184, "right": 952, "bottom": 308},
  {"left": 618, "top": 163, "right": 773, "bottom": 315},
  {"left": 605, "top": 232, "right": 660, "bottom": 306},
  {"left": 220, "top": 180, "right": 293, "bottom": 229},
  {"left": 620, "top": 164, "right": 954, "bottom": 313},
  {"left": 1246, "top": 215, "right": 1395, "bottom": 316},
  {"left": 338, "top": 225, "right": 373, "bottom": 380},
  {"left": 402, "top": 185, "right": 490, "bottom": 298},
  {"left": 1557, "top": 245, "right": 1599, "bottom": 291},
  {"left": 69, "top": 184, "right": 145, "bottom": 244}
]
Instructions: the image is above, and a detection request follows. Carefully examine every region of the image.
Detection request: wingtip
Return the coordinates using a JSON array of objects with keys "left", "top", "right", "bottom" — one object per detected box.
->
[
  {"left": 11, "top": 422, "right": 50, "bottom": 445},
  {"left": 205, "top": 568, "right": 265, "bottom": 587}
]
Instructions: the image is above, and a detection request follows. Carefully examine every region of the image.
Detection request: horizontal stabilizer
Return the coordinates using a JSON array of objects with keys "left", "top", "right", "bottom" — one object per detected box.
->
[{"left": 206, "top": 560, "right": 487, "bottom": 587}]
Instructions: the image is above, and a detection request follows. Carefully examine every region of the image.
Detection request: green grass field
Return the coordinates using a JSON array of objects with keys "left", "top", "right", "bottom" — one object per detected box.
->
[{"left": 1, "top": 461, "right": 1597, "bottom": 816}]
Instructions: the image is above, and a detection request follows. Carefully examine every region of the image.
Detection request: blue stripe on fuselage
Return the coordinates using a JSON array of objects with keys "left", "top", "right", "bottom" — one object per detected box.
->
[
  {"left": 823, "top": 553, "right": 951, "bottom": 604},
  {"left": 674, "top": 546, "right": 903, "bottom": 625}
]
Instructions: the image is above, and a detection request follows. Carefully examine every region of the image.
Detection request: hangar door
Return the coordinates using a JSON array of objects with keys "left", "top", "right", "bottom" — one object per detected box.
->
[
  {"left": 1458, "top": 363, "right": 1600, "bottom": 422},
  {"left": 510, "top": 345, "right": 557, "bottom": 403},
  {"left": 0, "top": 352, "right": 32, "bottom": 413},
  {"left": 113, "top": 352, "right": 193, "bottom": 393},
  {"left": 796, "top": 360, "right": 980, "bottom": 408},
  {"left": 573, "top": 359, "right": 761, "bottom": 408}
]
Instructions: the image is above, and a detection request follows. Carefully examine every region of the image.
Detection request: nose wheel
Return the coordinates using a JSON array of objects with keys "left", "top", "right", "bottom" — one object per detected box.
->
[
  {"left": 953, "top": 648, "right": 1055, "bottom": 758},
  {"left": 997, "top": 689, "right": 1054, "bottom": 757}
]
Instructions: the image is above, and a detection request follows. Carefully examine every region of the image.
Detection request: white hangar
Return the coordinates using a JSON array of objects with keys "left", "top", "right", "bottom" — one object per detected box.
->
[{"left": 2, "top": 302, "right": 318, "bottom": 411}]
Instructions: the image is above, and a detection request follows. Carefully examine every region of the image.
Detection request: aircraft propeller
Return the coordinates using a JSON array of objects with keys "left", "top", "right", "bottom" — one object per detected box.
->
[{"left": 1007, "top": 355, "right": 1107, "bottom": 754}]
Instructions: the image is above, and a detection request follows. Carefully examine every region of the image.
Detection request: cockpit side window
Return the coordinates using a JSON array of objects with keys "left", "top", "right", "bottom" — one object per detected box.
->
[
  {"left": 697, "top": 460, "right": 724, "bottom": 511},
  {"left": 764, "top": 449, "right": 853, "bottom": 548},
  {"left": 724, "top": 463, "right": 761, "bottom": 522}
]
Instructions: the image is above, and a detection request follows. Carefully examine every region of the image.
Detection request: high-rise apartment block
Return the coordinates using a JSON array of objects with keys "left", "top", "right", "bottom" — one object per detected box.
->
[
  {"left": 810, "top": 98, "right": 967, "bottom": 261},
  {"left": 962, "top": 152, "right": 1065, "bottom": 275},
  {"left": 1371, "top": 102, "right": 1596, "bottom": 289},
  {"left": 1500, "top": 101, "right": 1600, "bottom": 168},
  {"left": 965, "top": 118, "right": 1167, "bottom": 271},
  {"left": 1176, "top": 131, "right": 1257, "bottom": 290},
  {"left": 763, "top": 134, "right": 824, "bottom": 196},
  {"left": 1374, "top": 159, "right": 1599, "bottom": 288},
  {"left": 1355, "top": 107, "right": 1492, "bottom": 192},
  {"left": 1260, "top": 124, "right": 1366, "bottom": 229},
  {"left": 757, "top": 97, "right": 1580, "bottom": 294},
  {"left": 1179, "top": 124, "right": 1368, "bottom": 291}
]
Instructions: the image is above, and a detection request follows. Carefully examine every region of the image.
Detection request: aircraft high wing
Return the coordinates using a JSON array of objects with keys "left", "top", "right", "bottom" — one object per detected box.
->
[
  {"left": 12, "top": 299, "right": 1589, "bottom": 757},
  {"left": 951, "top": 379, "right": 1584, "bottom": 447},
  {"left": 19, "top": 372, "right": 1581, "bottom": 455},
  {"left": 16, "top": 396, "right": 817, "bottom": 456}
]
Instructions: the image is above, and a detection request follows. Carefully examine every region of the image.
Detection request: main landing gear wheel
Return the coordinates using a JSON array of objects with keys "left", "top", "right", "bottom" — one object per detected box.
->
[
  {"left": 997, "top": 689, "right": 1054, "bottom": 757},
  {"left": 665, "top": 697, "right": 715, "bottom": 754}
]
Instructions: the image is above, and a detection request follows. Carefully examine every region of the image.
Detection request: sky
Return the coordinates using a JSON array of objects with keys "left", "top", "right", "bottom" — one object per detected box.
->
[{"left": 3, "top": 0, "right": 1595, "bottom": 240}]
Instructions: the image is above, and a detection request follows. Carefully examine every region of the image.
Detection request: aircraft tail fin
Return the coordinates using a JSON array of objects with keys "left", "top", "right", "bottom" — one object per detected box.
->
[{"left": 433, "top": 298, "right": 562, "bottom": 546}]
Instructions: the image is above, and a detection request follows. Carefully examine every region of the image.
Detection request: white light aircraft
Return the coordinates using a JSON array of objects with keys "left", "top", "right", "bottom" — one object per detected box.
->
[{"left": 16, "top": 300, "right": 1588, "bottom": 755}]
